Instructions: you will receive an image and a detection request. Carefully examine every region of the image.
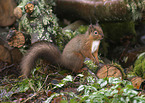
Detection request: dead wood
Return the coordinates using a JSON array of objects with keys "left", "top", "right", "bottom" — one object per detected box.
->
[{"left": 0, "top": 0, "right": 17, "bottom": 26}]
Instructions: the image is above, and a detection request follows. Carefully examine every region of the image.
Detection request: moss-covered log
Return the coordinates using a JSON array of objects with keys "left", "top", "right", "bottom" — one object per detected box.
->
[{"left": 56, "top": 0, "right": 145, "bottom": 22}]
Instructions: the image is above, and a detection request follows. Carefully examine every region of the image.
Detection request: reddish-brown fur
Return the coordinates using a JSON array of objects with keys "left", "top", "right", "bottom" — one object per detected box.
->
[{"left": 21, "top": 24, "right": 104, "bottom": 77}]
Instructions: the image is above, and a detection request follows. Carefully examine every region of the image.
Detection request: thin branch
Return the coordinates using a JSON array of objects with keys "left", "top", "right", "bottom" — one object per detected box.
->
[
  {"left": 22, "top": 75, "right": 49, "bottom": 103},
  {"left": 0, "top": 64, "right": 14, "bottom": 72}
]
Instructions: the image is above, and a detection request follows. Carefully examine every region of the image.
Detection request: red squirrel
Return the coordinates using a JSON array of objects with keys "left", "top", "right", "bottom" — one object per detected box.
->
[{"left": 21, "top": 24, "right": 104, "bottom": 77}]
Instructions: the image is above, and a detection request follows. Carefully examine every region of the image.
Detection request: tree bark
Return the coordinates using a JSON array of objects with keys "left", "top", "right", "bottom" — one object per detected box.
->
[
  {"left": 56, "top": 0, "right": 145, "bottom": 22},
  {"left": 0, "top": 0, "right": 17, "bottom": 26}
]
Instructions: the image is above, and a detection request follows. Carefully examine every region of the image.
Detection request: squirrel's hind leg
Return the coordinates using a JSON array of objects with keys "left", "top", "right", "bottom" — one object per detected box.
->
[{"left": 63, "top": 52, "right": 84, "bottom": 73}]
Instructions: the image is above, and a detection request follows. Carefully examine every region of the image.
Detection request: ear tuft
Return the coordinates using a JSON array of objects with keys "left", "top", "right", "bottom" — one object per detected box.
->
[
  {"left": 88, "top": 24, "right": 94, "bottom": 34},
  {"left": 89, "top": 24, "right": 93, "bottom": 28},
  {"left": 96, "top": 22, "right": 99, "bottom": 26}
]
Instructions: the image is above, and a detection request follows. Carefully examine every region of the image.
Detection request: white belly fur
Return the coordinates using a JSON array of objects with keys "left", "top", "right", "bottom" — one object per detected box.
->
[{"left": 91, "top": 40, "right": 100, "bottom": 53}]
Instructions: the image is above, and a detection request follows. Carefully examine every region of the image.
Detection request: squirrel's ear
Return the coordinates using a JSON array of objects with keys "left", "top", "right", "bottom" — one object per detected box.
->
[
  {"left": 89, "top": 24, "right": 93, "bottom": 28},
  {"left": 88, "top": 24, "right": 94, "bottom": 34},
  {"left": 96, "top": 22, "right": 99, "bottom": 26}
]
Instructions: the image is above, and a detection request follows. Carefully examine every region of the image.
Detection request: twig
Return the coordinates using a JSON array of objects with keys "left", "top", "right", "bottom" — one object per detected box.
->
[
  {"left": 38, "top": 74, "right": 49, "bottom": 91},
  {"left": 0, "top": 64, "right": 14, "bottom": 72},
  {"left": 22, "top": 92, "right": 37, "bottom": 103},
  {"left": 22, "top": 75, "right": 49, "bottom": 103},
  {"left": 0, "top": 80, "right": 22, "bottom": 86}
]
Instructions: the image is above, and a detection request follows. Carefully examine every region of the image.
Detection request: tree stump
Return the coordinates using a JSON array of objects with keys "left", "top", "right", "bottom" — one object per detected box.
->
[
  {"left": 130, "top": 76, "right": 144, "bottom": 89},
  {"left": 0, "top": 45, "right": 23, "bottom": 64},
  {"left": 96, "top": 64, "right": 125, "bottom": 79},
  {"left": 0, "top": 45, "right": 11, "bottom": 64},
  {"left": 0, "top": 36, "right": 23, "bottom": 64},
  {"left": 0, "top": 0, "right": 17, "bottom": 26}
]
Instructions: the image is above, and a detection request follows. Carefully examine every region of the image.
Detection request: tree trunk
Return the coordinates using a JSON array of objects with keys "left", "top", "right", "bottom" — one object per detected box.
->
[{"left": 56, "top": 0, "right": 145, "bottom": 22}]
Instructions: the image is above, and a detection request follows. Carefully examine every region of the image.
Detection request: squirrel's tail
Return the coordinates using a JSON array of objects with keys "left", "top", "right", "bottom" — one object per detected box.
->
[{"left": 21, "top": 41, "right": 61, "bottom": 77}]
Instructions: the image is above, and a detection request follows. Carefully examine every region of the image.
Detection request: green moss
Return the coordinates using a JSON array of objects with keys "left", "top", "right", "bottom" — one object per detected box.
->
[
  {"left": 113, "top": 63, "right": 126, "bottom": 79},
  {"left": 63, "top": 25, "right": 88, "bottom": 41},
  {"left": 134, "top": 52, "right": 145, "bottom": 78},
  {"left": 75, "top": 25, "right": 88, "bottom": 34},
  {"left": 124, "top": 0, "right": 144, "bottom": 20},
  {"left": 100, "top": 21, "right": 136, "bottom": 56},
  {"left": 17, "top": 0, "right": 70, "bottom": 51},
  {"left": 84, "top": 60, "right": 99, "bottom": 73},
  {"left": 101, "top": 21, "right": 136, "bottom": 44}
]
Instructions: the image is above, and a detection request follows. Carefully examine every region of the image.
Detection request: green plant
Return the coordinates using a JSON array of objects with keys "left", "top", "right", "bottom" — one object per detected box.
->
[
  {"left": 134, "top": 52, "right": 145, "bottom": 78},
  {"left": 0, "top": 67, "right": 49, "bottom": 102},
  {"left": 45, "top": 75, "right": 145, "bottom": 103}
]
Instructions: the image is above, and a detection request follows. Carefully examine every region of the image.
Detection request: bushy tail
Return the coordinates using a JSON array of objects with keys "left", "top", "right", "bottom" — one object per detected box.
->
[{"left": 21, "top": 42, "right": 61, "bottom": 77}]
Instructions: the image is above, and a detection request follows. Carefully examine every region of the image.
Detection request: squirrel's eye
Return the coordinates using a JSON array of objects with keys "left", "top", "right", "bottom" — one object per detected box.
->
[{"left": 94, "top": 31, "right": 98, "bottom": 35}]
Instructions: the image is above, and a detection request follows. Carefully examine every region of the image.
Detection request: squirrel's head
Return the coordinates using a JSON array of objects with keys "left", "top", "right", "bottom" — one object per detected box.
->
[{"left": 88, "top": 24, "right": 104, "bottom": 40}]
